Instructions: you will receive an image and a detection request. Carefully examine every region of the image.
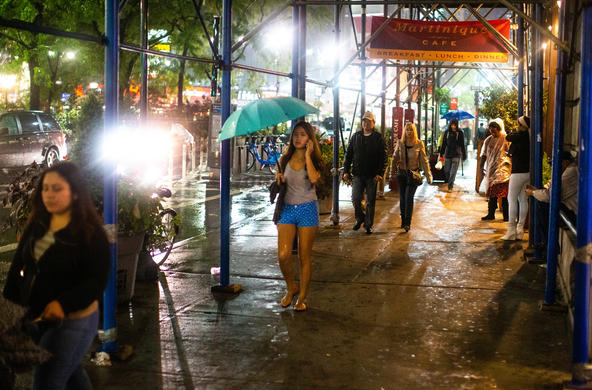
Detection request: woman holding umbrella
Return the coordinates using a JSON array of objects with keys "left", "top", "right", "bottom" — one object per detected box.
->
[{"left": 274, "top": 121, "right": 323, "bottom": 311}]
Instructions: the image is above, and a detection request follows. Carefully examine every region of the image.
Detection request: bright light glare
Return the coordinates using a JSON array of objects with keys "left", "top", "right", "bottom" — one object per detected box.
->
[
  {"left": 48, "top": 50, "right": 55, "bottom": 57},
  {"left": 265, "top": 24, "right": 292, "bottom": 50},
  {"left": 542, "top": 42, "right": 548, "bottom": 49},
  {"left": 557, "top": 1, "right": 561, "bottom": 7},
  {"left": 89, "top": 82, "right": 99, "bottom": 89},
  {"left": 0, "top": 74, "right": 17, "bottom": 89},
  {"left": 65, "top": 52, "right": 75, "bottom": 60},
  {"left": 548, "top": 25, "right": 553, "bottom": 31},
  {"left": 103, "top": 125, "right": 172, "bottom": 184}
]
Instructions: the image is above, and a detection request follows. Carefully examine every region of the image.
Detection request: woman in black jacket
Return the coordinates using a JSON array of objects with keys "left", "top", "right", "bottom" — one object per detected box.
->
[{"left": 3, "top": 162, "right": 109, "bottom": 390}]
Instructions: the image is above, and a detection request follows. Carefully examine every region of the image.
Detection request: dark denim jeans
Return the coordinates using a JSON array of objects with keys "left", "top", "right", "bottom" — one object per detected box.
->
[
  {"left": 397, "top": 173, "right": 419, "bottom": 227},
  {"left": 352, "top": 175, "right": 378, "bottom": 228},
  {"left": 33, "top": 310, "right": 98, "bottom": 390},
  {"left": 444, "top": 157, "right": 460, "bottom": 189}
]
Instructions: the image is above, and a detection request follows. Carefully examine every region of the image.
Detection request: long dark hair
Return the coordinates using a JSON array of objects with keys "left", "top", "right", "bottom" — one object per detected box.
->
[
  {"left": 28, "top": 162, "right": 104, "bottom": 243},
  {"left": 279, "top": 121, "right": 323, "bottom": 173},
  {"left": 447, "top": 118, "right": 459, "bottom": 132}
]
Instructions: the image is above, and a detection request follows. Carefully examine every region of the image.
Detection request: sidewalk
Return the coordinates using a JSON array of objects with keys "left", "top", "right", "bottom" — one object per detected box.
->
[{"left": 86, "top": 167, "right": 572, "bottom": 389}]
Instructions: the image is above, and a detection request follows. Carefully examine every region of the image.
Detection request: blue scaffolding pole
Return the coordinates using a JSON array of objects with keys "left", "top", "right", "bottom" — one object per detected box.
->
[
  {"left": 532, "top": 4, "right": 544, "bottom": 260},
  {"left": 570, "top": 4, "right": 592, "bottom": 386},
  {"left": 544, "top": 1, "right": 567, "bottom": 306},
  {"left": 331, "top": 4, "right": 341, "bottom": 226},
  {"left": 102, "top": 0, "right": 119, "bottom": 353},
  {"left": 517, "top": 14, "right": 524, "bottom": 117},
  {"left": 216, "top": 0, "right": 232, "bottom": 289}
]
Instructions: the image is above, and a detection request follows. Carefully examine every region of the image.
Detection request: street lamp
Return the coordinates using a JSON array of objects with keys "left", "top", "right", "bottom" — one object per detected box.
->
[{"left": 0, "top": 74, "right": 17, "bottom": 104}]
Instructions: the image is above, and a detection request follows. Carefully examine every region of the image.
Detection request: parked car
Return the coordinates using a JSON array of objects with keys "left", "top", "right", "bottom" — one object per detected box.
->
[{"left": 0, "top": 110, "right": 67, "bottom": 168}]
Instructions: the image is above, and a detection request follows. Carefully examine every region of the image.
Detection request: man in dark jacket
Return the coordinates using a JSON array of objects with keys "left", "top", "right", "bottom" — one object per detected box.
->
[
  {"left": 440, "top": 118, "right": 467, "bottom": 192},
  {"left": 343, "top": 111, "right": 387, "bottom": 234}
]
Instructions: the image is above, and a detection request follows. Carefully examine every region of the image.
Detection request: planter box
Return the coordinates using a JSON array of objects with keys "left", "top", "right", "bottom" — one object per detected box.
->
[
  {"left": 318, "top": 196, "right": 333, "bottom": 215},
  {"left": 117, "top": 232, "right": 145, "bottom": 303}
]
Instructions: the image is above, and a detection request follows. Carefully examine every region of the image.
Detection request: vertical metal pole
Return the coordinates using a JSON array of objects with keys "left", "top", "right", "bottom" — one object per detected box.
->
[
  {"left": 517, "top": 14, "right": 524, "bottom": 117},
  {"left": 544, "top": 1, "right": 567, "bottom": 306},
  {"left": 331, "top": 4, "right": 341, "bottom": 226},
  {"left": 219, "top": 0, "right": 231, "bottom": 287},
  {"left": 424, "top": 76, "right": 428, "bottom": 147},
  {"left": 417, "top": 72, "right": 422, "bottom": 138},
  {"left": 140, "top": 0, "right": 148, "bottom": 121},
  {"left": 360, "top": 0, "right": 366, "bottom": 118},
  {"left": 571, "top": 4, "right": 592, "bottom": 385},
  {"left": 291, "top": 5, "right": 299, "bottom": 99},
  {"left": 380, "top": 3, "right": 387, "bottom": 137},
  {"left": 102, "top": 0, "right": 119, "bottom": 353},
  {"left": 532, "top": 4, "right": 544, "bottom": 259},
  {"left": 298, "top": 4, "right": 306, "bottom": 100}
]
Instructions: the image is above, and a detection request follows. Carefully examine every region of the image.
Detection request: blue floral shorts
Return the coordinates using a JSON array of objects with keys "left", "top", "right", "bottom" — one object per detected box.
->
[{"left": 278, "top": 201, "right": 319, "bottom": 227}]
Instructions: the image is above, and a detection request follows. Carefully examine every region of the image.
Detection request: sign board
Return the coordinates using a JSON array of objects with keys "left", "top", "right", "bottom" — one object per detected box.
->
[
  {"left": 450, "top": 98, "right": 458, "bottom": 110},
  {"left": 392, "top": 107, "right": 404, "bottom": 140},
  {"left": 208, "top": 103, "right": 222, "bottom": 170},
  {"left": 440, "top": 103, "right": 449, "bottom": 115},
  {"left": 368, "top": 17, "right": 510, "bottom": 63},
  {"left": 404, "top": 109, "right": 415, "bottom": 126}
]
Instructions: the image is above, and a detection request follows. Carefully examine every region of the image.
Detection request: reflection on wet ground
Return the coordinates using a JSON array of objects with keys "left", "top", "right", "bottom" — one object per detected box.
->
[{"left": 12, "top": 163, "right": 574, "bottom": 389}]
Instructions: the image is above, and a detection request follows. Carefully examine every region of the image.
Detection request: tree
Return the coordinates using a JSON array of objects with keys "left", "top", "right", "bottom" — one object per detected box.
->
[{"left": 479, "top": 86, "right": 518, "bottom": 133}]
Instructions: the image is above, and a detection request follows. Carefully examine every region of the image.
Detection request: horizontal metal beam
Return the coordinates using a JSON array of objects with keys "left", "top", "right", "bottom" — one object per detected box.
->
[
  {"left": 292, "top": 1, "right": 544, "bottom": 4},
  {"left": 231, "top": 2, "right": 291, "bottom": 53},
  {"left": 120, "top": 43, "right": 215, "bottom": 64},
  {"left": 498, "top": 0, "right": 571, "bottom": 53},
  {"left": 331, "top": 4, "right": 404, "bottom": 85},
  {"left": 465, "top": 4, "right": 519, "bottom": 58},
  {"left": 0, "top": 17, "right": 105, "bottom": 44},
  {"left": 356, "top": 62, "right": 517, "bottom": 71}
]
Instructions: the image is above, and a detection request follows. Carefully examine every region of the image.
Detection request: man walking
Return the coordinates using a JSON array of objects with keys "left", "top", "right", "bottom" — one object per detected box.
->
[{"left": 343, "top": 111, "right": 387, "bottom": 234}]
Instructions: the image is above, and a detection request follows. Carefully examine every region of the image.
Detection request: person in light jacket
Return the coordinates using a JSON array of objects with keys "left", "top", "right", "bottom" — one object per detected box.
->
[
  {"left": 480, "top": 118, "right": 511, "bottom": 221},
  {"left": 391, "top": 122, "right": 432, "bottom": 232}
]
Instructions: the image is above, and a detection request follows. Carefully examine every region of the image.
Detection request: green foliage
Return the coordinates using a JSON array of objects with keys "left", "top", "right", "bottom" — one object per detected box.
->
[
  {"left": 1, "top": 162, "right": 44, "bottom": 237},
  {"left": 316, "top": 134, "right": 343, "bottom": 199},
  {"left": 479, "top": 87, "right": 518, "bottom": 133},
  {"left": 542, "top": 152, "right": 552, "bottom": 185},
  {"left": 434, "top": 87, "right": 450, "bottom": 104}
]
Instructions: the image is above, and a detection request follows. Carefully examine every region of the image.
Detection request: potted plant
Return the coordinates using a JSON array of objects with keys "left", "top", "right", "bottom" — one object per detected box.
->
[
  {"left": 316, "top": 134, "right": 344, "bottom": 214},
  {"left": 2, "top": 95, "right": 180, "bottom": 302}
]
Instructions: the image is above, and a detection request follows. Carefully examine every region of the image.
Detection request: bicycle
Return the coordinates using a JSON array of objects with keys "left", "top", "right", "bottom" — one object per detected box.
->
[
  {"left": 246, "top": 137, "right": 279, "bottom": 173},
  {"left": 144, "top": 186, "right": 180, "bottom": 266}
]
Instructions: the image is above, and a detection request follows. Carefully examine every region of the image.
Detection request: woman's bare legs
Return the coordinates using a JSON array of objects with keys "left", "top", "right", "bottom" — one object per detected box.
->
[
  {"left": 294, "top": 226, "right": 318, "bottom": 311},
  {"left": 277, "top": 223, "right": 299, "bottom": 306}
]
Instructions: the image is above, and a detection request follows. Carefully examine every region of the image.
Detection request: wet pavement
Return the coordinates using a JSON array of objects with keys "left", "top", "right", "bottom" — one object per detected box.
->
[
  {"left": 3, "top": 161, "right": 572, "bottom": 389},
  {"left": 82, "top": 160, "right": 572, "bottom": 390}
]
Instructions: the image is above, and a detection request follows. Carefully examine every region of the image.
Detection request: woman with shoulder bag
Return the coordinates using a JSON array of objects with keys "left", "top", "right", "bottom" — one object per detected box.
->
[
  {"left": 3, "top": 162, "right": 110, "bottom": 390},
  {"left": 391, "top": 122, "right": 432, "bottom": 232},
  {"left": 274, "top": 121, "right": 323, "bottom": 312}
]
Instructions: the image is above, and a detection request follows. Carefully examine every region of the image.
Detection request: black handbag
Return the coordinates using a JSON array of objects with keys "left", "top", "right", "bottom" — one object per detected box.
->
[{"left": 269, "top": 164, "right": 287, "bottom": 224}]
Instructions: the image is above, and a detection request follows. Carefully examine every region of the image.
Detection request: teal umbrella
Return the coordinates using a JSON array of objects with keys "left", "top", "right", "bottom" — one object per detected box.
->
[{"left": 219, "top": 96, "right": 318, "bottom": 141}]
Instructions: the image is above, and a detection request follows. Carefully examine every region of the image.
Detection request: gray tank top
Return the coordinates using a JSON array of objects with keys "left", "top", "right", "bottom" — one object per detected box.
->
[{"left": 284, "top": 163, "right": 317, "bottom": 205}]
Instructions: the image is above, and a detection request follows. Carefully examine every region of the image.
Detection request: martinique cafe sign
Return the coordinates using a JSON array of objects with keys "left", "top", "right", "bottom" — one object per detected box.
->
[{"left": 369, "top": 17, "right": 510, "bottom": 63}]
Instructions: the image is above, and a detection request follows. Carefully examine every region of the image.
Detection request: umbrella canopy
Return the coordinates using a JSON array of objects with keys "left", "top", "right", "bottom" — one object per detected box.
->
[
  {"left": 441, "top": 110, "right": 475, "bottom": 120},
  {"left": 219, "top": 96, "right": 318, "bottom": 141}
]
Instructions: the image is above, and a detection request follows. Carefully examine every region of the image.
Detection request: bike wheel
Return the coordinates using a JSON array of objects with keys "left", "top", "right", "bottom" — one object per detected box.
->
[
  {"left": 155, "top": 208, "right": 179, "bottom": 266},
  {"left": 246, "top": 151, "right": 255, "bottom": 171}
]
